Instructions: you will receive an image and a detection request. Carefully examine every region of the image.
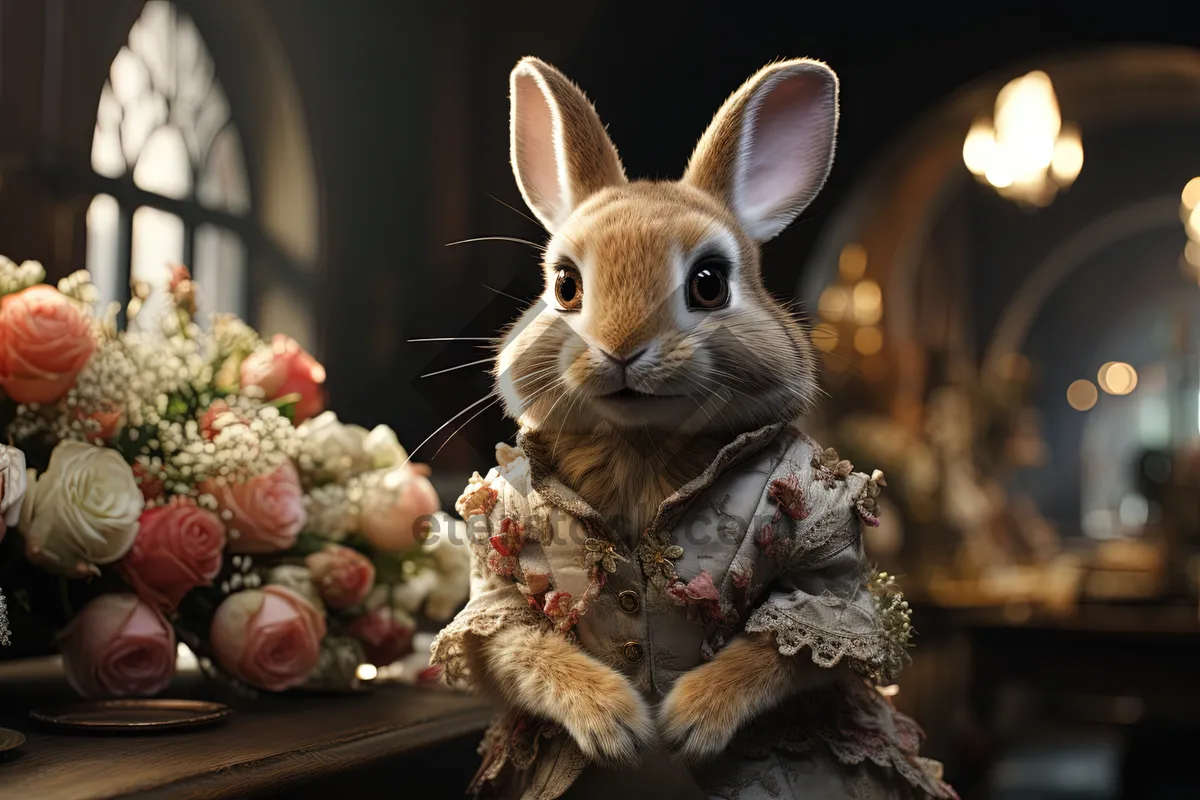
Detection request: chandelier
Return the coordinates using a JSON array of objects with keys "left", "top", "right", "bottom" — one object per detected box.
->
[{"left": 962, "top": 71, "right": 1083, "bottom": 208}]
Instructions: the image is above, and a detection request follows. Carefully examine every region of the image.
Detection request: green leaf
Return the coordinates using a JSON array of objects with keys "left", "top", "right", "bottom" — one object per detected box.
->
[{"left": 291, "top": 531, "right": 329, "bottom": 557}]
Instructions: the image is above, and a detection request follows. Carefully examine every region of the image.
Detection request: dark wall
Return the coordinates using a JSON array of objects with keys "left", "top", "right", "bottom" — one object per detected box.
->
[{"left": 248, "top": 5, "right": 1200, "bottom": 485}]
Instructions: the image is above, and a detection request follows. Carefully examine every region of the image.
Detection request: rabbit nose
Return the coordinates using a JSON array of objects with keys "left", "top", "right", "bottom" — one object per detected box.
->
[{"left": 601, "top": 348, "right": 647, "bottom": 367}]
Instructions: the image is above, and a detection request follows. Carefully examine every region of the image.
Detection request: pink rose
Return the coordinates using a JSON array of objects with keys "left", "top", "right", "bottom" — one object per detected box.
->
[
  {"left": 197, "top": 399, "right": 249, "bottom": 440},
  {"left": 348, "top": 605, "right": 415, "bottom": 666},
  {"left": 240, "top": 335, "right": 326, "bottom": 424},
  {"left": 305, "top": 545, "right": 375, "bottom": 609},
  {"left": 200, "top": 462, "right": 306, "bottom": 554},
  {"left": 0, "top": 285, "right": 96, "bottom": 403},
  {"left": 59, "top": 594, "right": 176, "bottom": 698},
  {"left": 74, "top": 401, "right": 124, "bottom": 442},
  {"left": 117, "top": 500, "right": 227, "bottom": 612},
  {"left": 210, "top": 586, "right": 326, "bottom": 692},
  {"left": 132, "top": 462, "right": 164, "bottom": 502},
  {"left": 359, "top": 467, "right": 441, "bottom": 553}
]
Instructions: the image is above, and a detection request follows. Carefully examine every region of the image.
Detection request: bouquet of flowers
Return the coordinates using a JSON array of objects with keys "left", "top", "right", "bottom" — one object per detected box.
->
[{"left": 0, "top": 258, "right": 469, "bottom": 698}]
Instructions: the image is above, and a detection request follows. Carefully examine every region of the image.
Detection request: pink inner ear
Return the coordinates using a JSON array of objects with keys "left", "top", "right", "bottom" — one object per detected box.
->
[
  {"left": 739, "top": 71, "right": 832, "bottom": 224},
  {"left": 514, "top": 72, "right": 564, "bottom": 219}
]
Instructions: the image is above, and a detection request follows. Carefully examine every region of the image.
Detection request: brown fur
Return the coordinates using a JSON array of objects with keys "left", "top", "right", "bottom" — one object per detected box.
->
[
  {"left": 469, "top": 56, "right": 840, "bottom": 767},
  {"left": 475, "top": 625, "right": 655, "bottom": 764},
  {"left": 659, "top": 633, "right": 846, "bottom": 763}
]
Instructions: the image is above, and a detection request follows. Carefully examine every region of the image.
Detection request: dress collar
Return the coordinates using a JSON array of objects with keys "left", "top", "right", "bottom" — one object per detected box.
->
[{"left": 516, "top": 422, "right": 788, "bottom": 552}]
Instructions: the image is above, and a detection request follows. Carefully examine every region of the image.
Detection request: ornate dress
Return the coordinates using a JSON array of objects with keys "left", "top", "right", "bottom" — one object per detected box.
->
[{"left": 431, "top": 424, "right": 957, "bottom": 800}]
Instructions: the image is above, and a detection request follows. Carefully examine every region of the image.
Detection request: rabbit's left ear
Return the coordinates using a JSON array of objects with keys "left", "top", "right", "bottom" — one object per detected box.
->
[
  {"left": 510, "top": 57, "right": 627, "bottom": 233},
  {"left": 683, "top": 59, "right": 838, "bottom": 242}
]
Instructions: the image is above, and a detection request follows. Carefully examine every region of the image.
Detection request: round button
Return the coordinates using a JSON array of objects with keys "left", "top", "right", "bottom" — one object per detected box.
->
[
  {"left": 617, "top": 590, "right": 640, "bottom": 614},
  {"left": 622, "top": 641, "right": 644, "bottom": 663}
]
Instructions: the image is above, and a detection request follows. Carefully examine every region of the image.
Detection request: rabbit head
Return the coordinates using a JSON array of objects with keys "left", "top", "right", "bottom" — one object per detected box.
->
[{"left": 496, "top": 57, "right": 838, "bottom": 439}]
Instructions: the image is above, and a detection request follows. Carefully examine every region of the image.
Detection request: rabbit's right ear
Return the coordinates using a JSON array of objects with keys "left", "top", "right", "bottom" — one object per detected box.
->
[
  {"left": 684, "top": 60, "right": 838, "bottom": 243},
  {"left": 510, "top": 57, "right": 627, "bottom": 233}
]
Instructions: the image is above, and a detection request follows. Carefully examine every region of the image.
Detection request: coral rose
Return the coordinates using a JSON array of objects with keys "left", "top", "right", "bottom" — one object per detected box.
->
[
  {"left": 59, "top": 594, "right": 176, "bottom": 698},
  {"left": 348, "top": 604, "right": 415, "bottom": 667},
  {"left": 210, "top": 586, "right": 326, "bottom": 692},
  {"left": 305, "top": 544, "right": 375, "bottom": 609},
  {"left": 240, "top": 334, "right": 326, "bottom": 424},
  {"left": 0, "top": 285, "right": 95, "bottom": 403},
  {"left": 201, "top": 461, "right": 306, "bottom": 554},
  {"left": 117, "top": 499, "right": 227, "bottom": 612},
  {"left": 359, "top": 466, "right": 441, "bottom": 553}
]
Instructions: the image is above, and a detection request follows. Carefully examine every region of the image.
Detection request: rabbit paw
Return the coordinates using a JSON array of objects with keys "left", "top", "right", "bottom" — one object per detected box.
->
[{"left": 556, "top": 671, "right": 656, "bottom": 765}]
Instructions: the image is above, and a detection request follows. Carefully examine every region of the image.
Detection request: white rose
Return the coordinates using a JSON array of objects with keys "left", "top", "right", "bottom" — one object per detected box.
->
[
  {"left": 19, "top": 441, "right": 143, "bottom": 577},
  {"left": 297, "top": 411, "right": 371, "bottom": 482},
  {"left": 0, "top": 445, "right": 28, "bottom": 529},
  {"left": 422, "top": 514, "right": 471, "bottom": 620},
  {"left": 363, "top": 425, "right": 407, "bottom": 470}
]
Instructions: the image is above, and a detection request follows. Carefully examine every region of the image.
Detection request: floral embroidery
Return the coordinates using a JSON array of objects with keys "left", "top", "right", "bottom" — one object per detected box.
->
[
  {"left": 456, "top": 471, "right": 499, "bottom": 518},
  {"left": 754, "top": 522, "right": 788, "bottom": 560},
  {"left": 855, "top": 469, "right": 886, "bottom": 527},
  {"left": 812, "top": 446, "right": 853, "bottom": 488},
  {"left": 768, "top": 473, "right": 808, "bottom": 520},
  {"left": 667, "top": 570, "right": 728, "bottom": 624},
  {"left": 638, "top": 539, "right": 685, "bottom": 588},
  {"left": 486, "top": 550, "right": 519, "bottom": 577},
  {"left": 730, "top": 557, "right": 754, "bottom": 590},
  {"left": 542, "top": 590, "right": 578, "bottom": 630},
  {"left": 489, "top": 517, "right": 525, "bottom": 557},
  {"left": 584, "top": 537, "right": 626, "bottom": 574}
]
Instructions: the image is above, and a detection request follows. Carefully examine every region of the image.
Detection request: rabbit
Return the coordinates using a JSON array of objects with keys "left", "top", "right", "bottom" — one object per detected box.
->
[{"left": 430, "top": 56, "right": 957, "bottom": 800}]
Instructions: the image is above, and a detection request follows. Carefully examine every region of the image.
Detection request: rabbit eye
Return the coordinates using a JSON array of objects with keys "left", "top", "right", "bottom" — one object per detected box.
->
[
  {"left": 553, "top": 264, "right": 583, "bottom": 311},
  {"left": 687, "top": 258, "right": 730, "bottom": 310}
]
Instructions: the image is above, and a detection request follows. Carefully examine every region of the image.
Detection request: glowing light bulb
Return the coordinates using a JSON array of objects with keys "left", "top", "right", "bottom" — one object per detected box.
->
[
  {"left": 963, "top": 120, "right": 995, "bottom": 176},
  {"left": 356, "top": 663, "right": 378, "bottom": 681}
]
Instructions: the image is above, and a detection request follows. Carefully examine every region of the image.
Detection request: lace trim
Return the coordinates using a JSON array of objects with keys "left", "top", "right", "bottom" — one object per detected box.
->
[
  {"left": 428, "top": 602, "right": 547, "bottom": 689},
  {"left": 729, "top": 681, "right": 958, "bottom": 799},
  {"left": 744, "top": 604, "right": 887, "bottom": 671}
]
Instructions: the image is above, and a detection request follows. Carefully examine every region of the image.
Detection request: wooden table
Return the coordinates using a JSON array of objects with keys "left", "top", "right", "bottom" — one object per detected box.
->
[{"left": 0, "top": 658, "right": 493, "bottom": 799}]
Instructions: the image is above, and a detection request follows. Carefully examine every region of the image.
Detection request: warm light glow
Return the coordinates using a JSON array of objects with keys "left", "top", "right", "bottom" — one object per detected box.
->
[
  {"left": 839, "top": 243, "right": 868, "bottom": 281},
  {"left": 1098, "top": 362, "right": 1137, "bottom": 396},
  {"left": 1067, "top": 379, "right": 1098, "bottom": 411},
  {"left": 1183, "top": 177, "right": 1200, "bottom": 213},
  {"left": 853, "top": 300, "right": 882, "bottom": 326},
  {"left": 877, "top": 684, "right": 901, "bottom": 697},
  {"left": 1187, "top": 205, "right": 1200, "bottom": 241},
  {"left": 356, "top": 663, "right": 378, "bottom": 681},
  {"left": 1185, "top": 240, "right": 1200, "bottom": 267},
  {"left": 963, "top": 70, "right": 1080, "bottom": 206},
  {"left": 818, "top": 286, "right": 849, "bottom": 321},
  {"left": 1050, "top": 126, "right": 1083, "bottom": 183},
  {"left": 851, "top": 279, "right": 882, "bottom": 312},
  {"left": 812, "top": 322, "right": 839, "bottom": 353},
  {"left": 962, "top": 119, "right": 995, "bottom": 177},
  {"left": 853, "top": 326, "right": 883, "bottom": 355}
]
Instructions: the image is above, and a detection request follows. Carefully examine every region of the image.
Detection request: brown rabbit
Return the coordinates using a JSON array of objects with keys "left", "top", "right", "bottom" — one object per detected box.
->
[{"left": 431, "top": 57, "right": 956, "bottom": 800}]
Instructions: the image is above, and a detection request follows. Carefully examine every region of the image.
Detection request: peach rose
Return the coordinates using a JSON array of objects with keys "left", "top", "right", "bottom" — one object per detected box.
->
[
  {"left": 305, "top": 545, "right": 375, "bottom": 609},
  {"left": 131, "top": 462, "right": 164, "bottom": 503},
  {"left": 0, "top": 285, "right": 96, "bottom": 404},
  {"left": 359, "top": 467, "right": 441, "bottom": 553},
  {"left": 117, "top": 500, "right": 227, "bottom": 612},
  {"left": 348, "top": 604, "right": 415, "bottom": 667},
  {"left": 59, "top": 594, "right": 176, "bottom": 698},
  {"left": 73, "top": 401, "right": 124, "bottom": 442},
  {"left": 210, "top": 586, "right": 326, "bottom": 692},
  {"left": 201, "top": 461, "right": 306, "bottom": 554},
  {"left": 240, "top": 335, "right": 326, "bottom": 424}
]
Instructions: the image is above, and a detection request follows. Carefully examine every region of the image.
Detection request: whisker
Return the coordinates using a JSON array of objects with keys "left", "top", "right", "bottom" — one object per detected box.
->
[
  {"left": 433, "top": 396, "right": 503, "bottom": 459},
  {"left": 444, "top": 235, "right": 543, "bottom": 249},
  {"left": 400, "top": 393, "right": 501, "bottom": 467},
  {"left": 483, "top": 284, "right": 531, "bottom": 304},
  {"left": 420, "top": 358, "right": 494, "bottom": 379},
  {"left": 488, "top": 193, "right": 546, "bottom": 231},
  {"left": 408, "top": 337, "right": 500, "bottom": 343}
]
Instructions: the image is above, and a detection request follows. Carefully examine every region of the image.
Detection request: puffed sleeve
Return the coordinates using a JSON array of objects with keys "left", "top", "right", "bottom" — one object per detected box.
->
[
  {"left": 429, "top": 446, "right": 550, "bottom": 690},
  {"left": 742, "top": 445, "right": 911, "bottom": 684}
]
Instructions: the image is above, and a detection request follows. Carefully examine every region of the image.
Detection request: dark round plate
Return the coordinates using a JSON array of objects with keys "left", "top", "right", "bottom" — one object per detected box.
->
[
  {"left": 0, "top": 728, "right": 24, "bottom": 752},
  {"left": 29, "top": 699, "right": 232, "bottom": 733}
]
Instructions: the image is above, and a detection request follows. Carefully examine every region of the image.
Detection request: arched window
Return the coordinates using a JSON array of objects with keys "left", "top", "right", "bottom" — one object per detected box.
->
[{"left": 87, "top": 0, "right": 250, "bottom": 319}]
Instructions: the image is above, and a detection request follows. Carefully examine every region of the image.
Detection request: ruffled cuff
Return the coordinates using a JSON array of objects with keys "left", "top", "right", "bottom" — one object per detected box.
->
[
  {"left": 744, "top": 583, "right": 890, "bottom": 674},
  {"left": 429, "top": 586, "right": 548, "bottom": 689}
]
